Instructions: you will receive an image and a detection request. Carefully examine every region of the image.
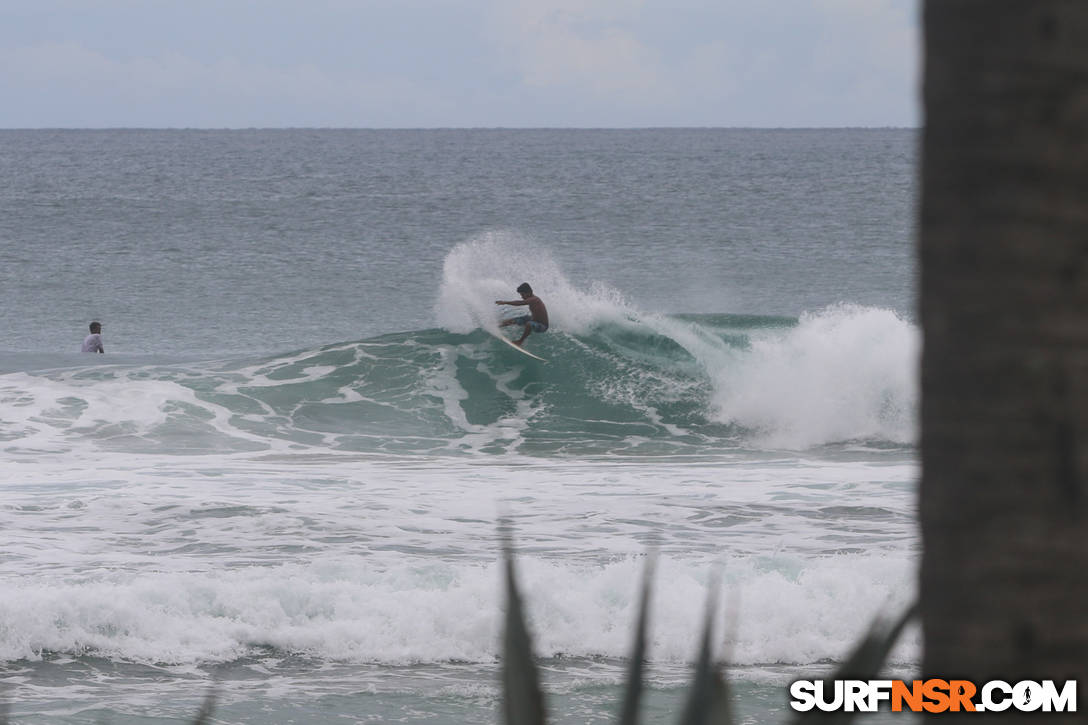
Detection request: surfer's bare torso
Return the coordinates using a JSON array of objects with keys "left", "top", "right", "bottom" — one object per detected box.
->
[{"left": 495, "top": 284, "right": 549, "bottom": 346}]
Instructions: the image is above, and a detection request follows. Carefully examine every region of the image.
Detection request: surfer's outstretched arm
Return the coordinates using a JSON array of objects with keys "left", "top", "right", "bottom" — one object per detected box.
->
[{"left": 497, "top": 299, "right": 528, "bottom": 327}]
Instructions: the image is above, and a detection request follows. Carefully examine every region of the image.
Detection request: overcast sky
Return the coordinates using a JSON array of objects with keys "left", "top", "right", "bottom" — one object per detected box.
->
[{"left": 0, "top": 0, "right": 919, "bottom": 128}]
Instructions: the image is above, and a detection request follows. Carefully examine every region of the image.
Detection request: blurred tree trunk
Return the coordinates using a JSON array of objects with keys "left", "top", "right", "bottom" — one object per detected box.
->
[{"left": 920, "top": 0, "right": 1088, "bottom": 716}]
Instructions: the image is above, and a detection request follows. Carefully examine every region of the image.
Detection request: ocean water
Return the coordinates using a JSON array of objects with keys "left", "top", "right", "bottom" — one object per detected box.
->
[{"left": 0, "top": 129, "right": 919, "bottom": 723}]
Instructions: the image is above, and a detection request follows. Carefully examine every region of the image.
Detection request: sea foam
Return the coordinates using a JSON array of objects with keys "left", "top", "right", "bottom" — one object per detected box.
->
[
  {"left": 708, "top": 305, "right": 919, "bottom": 448},
  {"left": 0, "top": 552, "right": 916, "bottom": 669}
]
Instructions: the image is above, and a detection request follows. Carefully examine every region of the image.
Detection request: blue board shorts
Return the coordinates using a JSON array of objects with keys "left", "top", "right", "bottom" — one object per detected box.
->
[{"left": 510, "top": 316, "right": 548, "bottom": 333}]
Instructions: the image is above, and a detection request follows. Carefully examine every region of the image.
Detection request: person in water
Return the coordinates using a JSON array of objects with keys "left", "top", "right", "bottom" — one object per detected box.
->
[
  {"left": 496, "top": 283, "right": 549, "bottom": 346},
  {"left": 81, "top": 321, "right": 105, "bottom": 353}
]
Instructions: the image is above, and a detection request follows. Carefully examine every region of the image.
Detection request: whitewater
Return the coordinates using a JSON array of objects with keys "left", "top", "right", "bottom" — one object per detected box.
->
[
  {"left": 0, "top": 128, "right": 918, "bottom": 723},
  {"left": 1, "top": 247, "right": 919, "bottom": 720}
]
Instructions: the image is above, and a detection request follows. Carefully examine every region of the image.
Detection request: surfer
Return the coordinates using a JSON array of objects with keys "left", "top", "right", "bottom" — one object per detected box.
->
[
  {"left": 81, "top": 321, "right": 105, "bottom": 353},
  {"left": 495, "top": 283, "right": 549, "bottom": 347}
]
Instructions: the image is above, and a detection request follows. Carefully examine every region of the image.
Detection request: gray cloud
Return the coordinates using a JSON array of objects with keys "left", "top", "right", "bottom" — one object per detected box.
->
[{"left": 0, "top": 0, "right": 918, "bottom": 127}]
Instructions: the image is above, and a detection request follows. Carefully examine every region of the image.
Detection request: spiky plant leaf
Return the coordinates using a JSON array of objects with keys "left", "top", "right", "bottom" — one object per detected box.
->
[
  {"left": 617, "top": 555, "right": 655, "bottom": 725},
  {"left": 501, "top": 534, "right": 547, "bottom": 725},
  {"left": 677, "top": 579, "right": 732, "bottom": 725},
  {"left": 792, "top": 601, "right": 917, "bottom": 725},
  {"left": 190, "top": 685, "right": 217, "bottom": 725},
  {"left": 831, "top": 601, "right": 916, "bottom": 681}
]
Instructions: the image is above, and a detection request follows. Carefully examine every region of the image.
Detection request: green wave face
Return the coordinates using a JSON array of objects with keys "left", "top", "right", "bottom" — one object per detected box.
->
[
  {"left": 171, "top": 308, "right": 916, "bottom": 458},
  {"left": 200, "top": 325, "right": 718, "bottom": 458},
  {"left": 10, "top": 309, "right": 914, "bottom": 459}
]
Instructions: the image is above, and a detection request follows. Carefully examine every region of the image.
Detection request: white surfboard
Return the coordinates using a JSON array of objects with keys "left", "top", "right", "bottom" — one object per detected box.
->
[{"left": 488, "top": 329, "right": 548, "bottom": 362}]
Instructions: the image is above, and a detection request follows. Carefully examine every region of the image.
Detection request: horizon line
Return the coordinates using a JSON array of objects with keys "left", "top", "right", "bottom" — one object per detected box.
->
[{"left": 0, "top": 125, "right": 921, "bottom": 132}]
